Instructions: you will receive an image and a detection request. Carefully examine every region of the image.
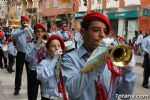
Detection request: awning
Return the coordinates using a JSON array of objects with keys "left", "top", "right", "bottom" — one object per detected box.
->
[
  {"left": 75, "top": 12, "right": 86, "bottom": 18},
  {"left": 75, "top": 10, "right": 103, "bottom": 18},
  {"left": 106, "top": 10, "right": 139, "bottom": 19}
]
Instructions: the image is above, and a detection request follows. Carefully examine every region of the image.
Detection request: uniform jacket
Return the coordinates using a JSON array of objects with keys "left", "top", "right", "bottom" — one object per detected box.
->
[
  {"left": 36, "top": 56, "right": 63, "bottom": 98},
  {"left": 12, "top": 29, "right": 33, "bottom": 53},
  {"left": 61, "top": 45, "right": 136, "bottom": 100}
]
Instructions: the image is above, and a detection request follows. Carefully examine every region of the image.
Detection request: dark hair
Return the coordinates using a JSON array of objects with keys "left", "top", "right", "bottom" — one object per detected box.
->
[
  {"left": 46, "top": 40, "right": 52, "bottom": 48},
  {"left": 81, "top": 19, "right": 109, "bottom": 34},
  {"left": 139, "top": 31, "right": 142, "bottom": 34},
  {"left": 81, "top": 20, "right": 92, "bottom": 30}
]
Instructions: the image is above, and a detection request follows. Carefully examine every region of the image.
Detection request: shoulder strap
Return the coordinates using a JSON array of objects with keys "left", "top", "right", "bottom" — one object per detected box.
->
[
  {"left": 55, "top": 56, "right": 68, "bottom": 100},
  {"left": 107, "top": 57, "right": 122, "bottom": 100},
  {"left": 60, "top": 70, "right": 68, "bottom": 100},
  {"left": 107, "top": 57, "right": 122, "bottom": 77}
]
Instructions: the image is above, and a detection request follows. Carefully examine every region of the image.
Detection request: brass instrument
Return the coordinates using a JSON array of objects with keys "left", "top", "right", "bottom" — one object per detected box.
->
[
  {"left": 110, "top": 43, "right": 132, "bottom": 67},
  {"left": 80, "top": 43, "right": 132, "bottom": 73},
  {"left": 42, "top": 34, "right": 48, "bottom": 43}
]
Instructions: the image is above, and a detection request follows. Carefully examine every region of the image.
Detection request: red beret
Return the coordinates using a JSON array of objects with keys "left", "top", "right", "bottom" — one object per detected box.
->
[
  {"left": 47, "top": 35, "right": 65, "bottom": 51},
  {"left": 82, "top": 11, "right": 111, "bottom": 34},
  {"left": 0, "top": 31, "right": 4, "bottom": 38},
  {"left": 21, "top": 16, "right": 29, "bottom": 21},
  {"left": 33, "top": 22, "right": 46, "bottom": 31},
  {"left": 117, "top": 36, "right": 125, "bottom": 41},
  {"left": 7, "top": 36, "right": 13, "bottom": 42}
]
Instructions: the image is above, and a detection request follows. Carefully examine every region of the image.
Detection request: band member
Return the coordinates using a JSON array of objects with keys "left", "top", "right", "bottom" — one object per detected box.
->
[
  {"left": 25, "top": 22, "right": 47, "bottom": 100},
  {"left": 12, "top": 16, "right": 33, "bottom": 95},
  {"left": 61, "top": 12, "right": 136, "bottom": 100},
  {"left": 0, "top": 31, "right": 6, "bottom": 69},
  {"left": 55, "top": 21, "right": 71, "bottom": 42},
  {"left": 142, "top": 33, "right": 150, "bottom": 89},
  {"left": 36, "top": 35, "right": 66, "bottom": 100},
  {"left": 7, "top": 36, "right": 16, "bottom": 73}
]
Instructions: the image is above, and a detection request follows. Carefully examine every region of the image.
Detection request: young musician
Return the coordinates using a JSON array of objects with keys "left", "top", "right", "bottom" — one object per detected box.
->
[
  {"left": 36, "top": 35, "right": 66, "bottom": 100},
  {"left": 0, "top": 31, "right": 7, "bottom": 69},
  {"left": 61, "top": 12, "right": 136, "bottom": 100},
  {"left": 12, "top": 16, "right": 33, "bottom": 95},
  {"left": 7, "top": 36, "right": 16, "bottom": 73},
  {"left": 25, "top": 22, "right": 47, "bottom": 100}
]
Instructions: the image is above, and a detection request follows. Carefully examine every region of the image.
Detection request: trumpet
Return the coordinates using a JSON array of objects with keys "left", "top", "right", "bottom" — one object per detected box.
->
[
  {"left": 42, "top": 34, "right": 48, "bottom": 43},
  {"left": 109, "top": 43, "right": 132, "bottom": 67},
  {"left": 80, "top": 43, "right": 132, "bottom": 73}
]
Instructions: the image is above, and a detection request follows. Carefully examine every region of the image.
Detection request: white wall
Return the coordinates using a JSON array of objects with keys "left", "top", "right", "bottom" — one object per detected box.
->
[
  {"left": 78, "top": 0, "right": 88, "bottom": 12},
  {"left": 118, "top": 19, "right": 125, "bottom": 36},
  {"left": 0, "top": 0, "right": 7, "bottom": 19},
  {"left": 127, "top": 19, "right": 138, "bottom": 41},
  {"left": 91, "top": 0, "right": 102, "bottom": 10}
]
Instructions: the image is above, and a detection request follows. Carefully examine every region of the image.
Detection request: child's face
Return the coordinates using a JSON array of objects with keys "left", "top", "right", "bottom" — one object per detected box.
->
[
  {"left": 47, "top": 39, "right": 62, "bottom": 57},
  {"left": 35, "top": 28, "right": 45, "bottom": 39}
]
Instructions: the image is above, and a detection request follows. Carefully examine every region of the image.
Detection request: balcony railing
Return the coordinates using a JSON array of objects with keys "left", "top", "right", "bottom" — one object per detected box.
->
[
  {"left": 124, "top": 0, "right": 140, "bottom": 6},
  {"left": 106, "top": 0, "right": 119, "bottom": 9}
]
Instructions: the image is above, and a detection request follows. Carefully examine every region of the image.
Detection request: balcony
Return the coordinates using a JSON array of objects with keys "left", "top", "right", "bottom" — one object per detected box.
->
[
  {"left": 91, "top": 0, "right": 102, "bottom": 11},
  {"left": 58, "top": 1, "right": 73, "bottom": 9},
  {"left": 106, "top": 0, "right": 119, "bottom": 9},
  {"left": 78, "top": 0, "right": 88, "bottom": 12},
  {"left": 37, "top": 8, "right": 41, "bottom": 13},
  {"left": 26, "top": 8, "right": 37, "bottom": 14},
  {"left": 124, "top": 0, "right": 140, "bottom": 7}
]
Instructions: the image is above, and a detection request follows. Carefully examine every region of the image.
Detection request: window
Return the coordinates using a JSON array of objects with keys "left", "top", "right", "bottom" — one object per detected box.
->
[
  {"left": 92, "top": 0, "right": 94, "bottom": 4},
  {"left": 45, "top": 0, "right": 49, "bottom": 8},
  {"left": 79, "top": 0, "right": 81, "bottom": 6},
  {"left": 97, "top": 0, "right": 102, "bottom": 4},
  {"left": 83, "top": 0, "right": 87, "bottom": 6}
]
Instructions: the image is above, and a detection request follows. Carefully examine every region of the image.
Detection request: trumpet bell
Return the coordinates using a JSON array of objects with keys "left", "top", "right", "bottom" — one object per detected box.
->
[
  {"left": 42, "top": 34, "right": 48, "bottom": 43},
  {"left": 110, "top": 43, "right": 132, "bottom": 67}
]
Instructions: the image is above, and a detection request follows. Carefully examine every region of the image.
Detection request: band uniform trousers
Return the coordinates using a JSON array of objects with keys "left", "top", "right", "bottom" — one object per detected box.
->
[
  {"left": 142, "top": 53, "right": 150, "bottom": 86},
  {"left": 7, "top": 53, "right": 15, "bottom": 72},
  {"left": 0, "top": 48, "right": 7, "bottom": 68},
  {"left": 14, "top": 52, "right": 29, "bottom": 91},
  {"left": 28, "top": 69, "right": 41, "bottom": 100}
]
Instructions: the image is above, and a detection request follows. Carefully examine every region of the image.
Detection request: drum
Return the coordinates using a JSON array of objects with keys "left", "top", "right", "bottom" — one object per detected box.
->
[{"left": 65, "top": 40, "right": 75, "bottom": 51}]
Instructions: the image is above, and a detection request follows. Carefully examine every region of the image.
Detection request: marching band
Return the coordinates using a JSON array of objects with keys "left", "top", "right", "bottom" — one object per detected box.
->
[{"left": 0, "top": 11, "right": 149, "bottom": 100}]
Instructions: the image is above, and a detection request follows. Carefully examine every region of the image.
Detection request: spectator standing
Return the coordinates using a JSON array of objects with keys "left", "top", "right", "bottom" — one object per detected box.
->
[{"left": 142, "top": 33, "right": 150, "bottom": 89}]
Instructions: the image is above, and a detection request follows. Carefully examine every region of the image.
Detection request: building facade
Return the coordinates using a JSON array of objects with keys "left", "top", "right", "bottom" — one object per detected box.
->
[
  {"left": 0, "top": 0, "right": 8, "bottom": 26},
  {"left": 5, "top": 0, "right": 150, "bottom": 37},
  {"left": 74, "top": 0, "right": 150, "bottom": 41}
]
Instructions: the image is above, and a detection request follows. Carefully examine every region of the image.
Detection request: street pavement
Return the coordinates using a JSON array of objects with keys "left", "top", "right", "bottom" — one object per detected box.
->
[{"left": 0, "top": 55, "right": 149, "bottom": 100}]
